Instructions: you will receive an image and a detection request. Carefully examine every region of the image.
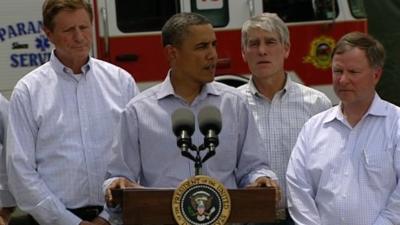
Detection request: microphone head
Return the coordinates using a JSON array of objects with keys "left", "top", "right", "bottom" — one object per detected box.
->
[
  {"left": 198, "top": 105, "right": 222, "bottom": 135},
  {"left": 171, "top": 108, "right": 195, "bottom": 137}
]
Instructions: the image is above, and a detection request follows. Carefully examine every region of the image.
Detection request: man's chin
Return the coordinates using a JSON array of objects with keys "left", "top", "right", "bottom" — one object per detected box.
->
[
  {"left": 202, "top": 71, "right": 215, "bottom": 81},
  {"left": 74, "top": 51, "right": 90, "bottom": 59},
  {"left": 206, "top": 75, "right": 215, "bottom": 83},
  {"left": 338, "top": 95, "right": 355, "bottom": 105}
]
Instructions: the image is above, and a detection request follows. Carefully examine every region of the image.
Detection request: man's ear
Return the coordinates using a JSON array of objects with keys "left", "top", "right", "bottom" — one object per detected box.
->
[
  {"left": 241, "top": 46, "right": 247, "bottom": 63},
  {"left": 373, "top": 67, "right": 383, "bottom": 85},
  {"left": 284, "top": 43, "right": 291, "bottom": 59},
  {"left": 42, "top": 26, "right": 53, "bottom": 43},
  {"left": 164, "top": 45, "right": 177, "bottom": 63}
]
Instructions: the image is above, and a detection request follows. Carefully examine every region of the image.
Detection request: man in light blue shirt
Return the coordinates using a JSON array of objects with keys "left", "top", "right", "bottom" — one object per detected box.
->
[
  {"left": 103, "top": 13, "right": 279, "bottom": 217},
  {"left": 6, "top": 1, "right": 139, "bottom": 225},
  {"left": 286, "top": 32, "right": 400, "bottom": 225},
  {"left": 0, "top": 94, "right": 15, "bottom": 225},
  {"left": 238, "top": 13, "right": 331, "bottom": 225}
]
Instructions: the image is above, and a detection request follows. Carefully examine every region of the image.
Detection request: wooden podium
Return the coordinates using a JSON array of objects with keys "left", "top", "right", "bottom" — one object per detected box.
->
[{"left": 112, "top": 187, "right": 276, "bottom": 224}]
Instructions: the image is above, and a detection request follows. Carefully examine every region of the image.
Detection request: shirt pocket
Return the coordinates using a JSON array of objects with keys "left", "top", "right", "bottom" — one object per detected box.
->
[{"left": 362, "top": 147, "right": 394, "bottom": 188}]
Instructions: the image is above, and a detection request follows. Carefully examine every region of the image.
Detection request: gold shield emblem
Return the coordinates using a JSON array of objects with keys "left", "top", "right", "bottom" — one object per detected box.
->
[{"left": 303, "top": 35, "right": 336, "bottom": 69}]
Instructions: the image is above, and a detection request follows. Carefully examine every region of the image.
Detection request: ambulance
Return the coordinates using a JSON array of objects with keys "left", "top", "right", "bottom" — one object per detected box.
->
[{"left": 0, "top": 0, "right": 367, "bottom": 103}]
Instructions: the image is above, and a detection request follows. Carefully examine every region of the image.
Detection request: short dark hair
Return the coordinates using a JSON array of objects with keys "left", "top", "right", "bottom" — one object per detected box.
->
[
  {"left": 332, "top": 32, "right": 385, "bottom": 68},
  {"left": 161, "top": 12, "right": 212, "bottom": 47},
  {"left": 42, "top": 0, "right": 93, "bottom": 31}
]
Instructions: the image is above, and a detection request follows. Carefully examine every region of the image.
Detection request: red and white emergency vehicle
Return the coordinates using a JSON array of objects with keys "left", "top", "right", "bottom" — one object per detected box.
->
[{"left": 0, "top": 0, "right": 367, "bottom": 103}]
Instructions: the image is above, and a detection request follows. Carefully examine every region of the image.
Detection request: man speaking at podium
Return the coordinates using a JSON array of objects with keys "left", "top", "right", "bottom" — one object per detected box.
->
[{"left": 103, "top": 12, "right": 279, "bottom": 213}]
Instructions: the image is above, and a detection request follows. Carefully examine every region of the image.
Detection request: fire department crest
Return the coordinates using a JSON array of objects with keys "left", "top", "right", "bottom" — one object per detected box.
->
[
  {"left": 303, "top": 35, "right": 336, "bottom": 69},
  {"left": 172, "top": 176, "right": 231, "bottom": 225}
]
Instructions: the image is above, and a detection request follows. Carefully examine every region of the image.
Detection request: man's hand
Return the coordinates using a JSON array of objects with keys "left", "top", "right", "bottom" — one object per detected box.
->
[
  {"left": 0, "top": 207, "right": 15, "bottom": 225},
  {"left": 80, "top": 222, "right": 97, "bottom": 225},
  {"left": 92, "top": 216, "right": 111, "bottom": 225},
  {"left": 245, "top": 177, "right": 281, "bottom": 205},
  {"left": 79, "top": 216, "right": 111, "bottom": 225},
  {"left": 105, "top": 177, "right": 142, "bottom": 207}
]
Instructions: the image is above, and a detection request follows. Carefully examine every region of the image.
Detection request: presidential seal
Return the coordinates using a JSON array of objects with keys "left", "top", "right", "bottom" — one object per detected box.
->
[
  {"left": 303, "top": 35, "right": 336, "bottom": 69},
  {"left": 172, "top": 175, "right": 231, "bottom": 225}
]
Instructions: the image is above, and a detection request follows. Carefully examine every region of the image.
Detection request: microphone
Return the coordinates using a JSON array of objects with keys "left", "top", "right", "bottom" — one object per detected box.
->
[
  {"left": 198, "top": 105, "right": 222, "bottom": 162},
  {"left": 171, "top": 108, "right": 196, "bottom": 160}
]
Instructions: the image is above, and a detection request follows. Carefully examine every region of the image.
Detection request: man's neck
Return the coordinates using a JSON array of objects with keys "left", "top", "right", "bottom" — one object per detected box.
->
[
  {"left": 253, "top": 73, "right": 286, "bottom": 100},
  {"left": 342, "top": 97, "right": 374, "bottom": 127},
  {"left": 171, "top": 73, "right": 203, "bottom": 104},
  {"left": 55, "top": 51, "right": 88, "bottom": 74}
]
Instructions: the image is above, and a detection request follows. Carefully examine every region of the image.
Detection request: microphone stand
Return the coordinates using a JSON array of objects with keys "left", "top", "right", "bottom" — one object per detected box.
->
[{"left": 180, "top": 144, "right": 215, "bottom": 176}]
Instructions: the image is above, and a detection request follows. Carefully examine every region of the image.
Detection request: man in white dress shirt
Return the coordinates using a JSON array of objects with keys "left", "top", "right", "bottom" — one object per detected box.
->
[
  {"left": 286, "top": 32, "right": 400, "bottom": 225},
  {"left": 7, "top": 1, "right": 139, "bottom": 225}
]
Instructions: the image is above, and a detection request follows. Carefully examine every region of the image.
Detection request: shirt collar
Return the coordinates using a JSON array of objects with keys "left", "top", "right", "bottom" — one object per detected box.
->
[
  {"left": 366, "top": 93, "right": 388, "bottom": 117},
  {"left": 323, "top": 93, "right": 387, "bottom": 124},
  {"left": 156, "top": 70, "right": 221, "bottom": 100},
  {"left": 248, "top": 74, "right": 291, "bottom": 99},
  {"left": 50, "top": 50, "right": 91, "bottom": 76}
]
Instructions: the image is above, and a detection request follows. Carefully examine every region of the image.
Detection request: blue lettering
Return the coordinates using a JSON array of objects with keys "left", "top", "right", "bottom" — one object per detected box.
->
[
  {"left": 7, "top": 25, "right": 17, "bottom": 39},
  {"left": 0, "top": 21, "right": 42, "bottom": 42},
  {"left": 0, "top": 28, "right": 5, "bottom": 42},
  {"left": 10, "top": 54, "right": 19, "bottom": 67},
  {"left": 38, "top": 21, "right": 43, "bottom": 30},
  {"left": 38, "top": 52, "right": 51, "bottom": 64},
  {"left": 16, "top": 23, "right": 27, "bottom": 36},
  {"left": 10, "top": 52, "right": 51, "bottom": 68},
  {"left": 29, "top": 54, "right": 39, "bottom": 67},
  {"left": 19, "top": 54, "right": 29, "bottom": 67},
  {"left": 27, "top": 21, "right": 39, "bottom": 34}
]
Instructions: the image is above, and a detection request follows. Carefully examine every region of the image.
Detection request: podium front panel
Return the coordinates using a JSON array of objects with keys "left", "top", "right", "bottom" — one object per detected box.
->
[{"left": 112, "top": 187, "right": 276, "bottom": 224}]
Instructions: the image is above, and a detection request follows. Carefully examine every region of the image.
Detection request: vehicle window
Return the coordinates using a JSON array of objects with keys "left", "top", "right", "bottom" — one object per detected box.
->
[
  {"left": 262, "top": 0, "right": 339, "bottom": 22},
  {"left": 348, "top": 0, "right": 366, "bottom": 18},
  {"left": 191, "top": 0, "right": 229, "bottom": 27},
  {"left": 115, "top": 0, "right": 180, "bottom": 33}
]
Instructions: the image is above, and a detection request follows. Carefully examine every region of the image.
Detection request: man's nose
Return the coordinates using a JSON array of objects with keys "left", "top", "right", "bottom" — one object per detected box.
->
[{"left": 73, "top": 28, "right": 84, "bottom": 41}]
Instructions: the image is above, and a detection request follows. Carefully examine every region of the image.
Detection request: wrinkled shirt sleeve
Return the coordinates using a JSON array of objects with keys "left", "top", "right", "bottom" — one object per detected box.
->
[
  {"left": 105, "top": 106, "right": 141, "bottom": 183},
  {"left": 373, "top": 123, "right": 400, "bottom": 225},
  {"left": 0, "top": 95, "right": 15, "bottom": 207},
  {"left": 7, "top": 89, "right": 81, "bottom": 225},
  {"left": 286, "top": 125, "right": 321, "bottom": 225},
  {"left": 235, "top": 100, "right": 277, "bottom": 187}
]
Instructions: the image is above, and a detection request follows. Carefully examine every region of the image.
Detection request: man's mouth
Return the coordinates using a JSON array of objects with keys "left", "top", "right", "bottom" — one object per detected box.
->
[
  {"left": 204, "top": 64, "right": 216, "bottom": 70},
  {"left": 257, "top": 60, "right": 270, "bottom": 65}
]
